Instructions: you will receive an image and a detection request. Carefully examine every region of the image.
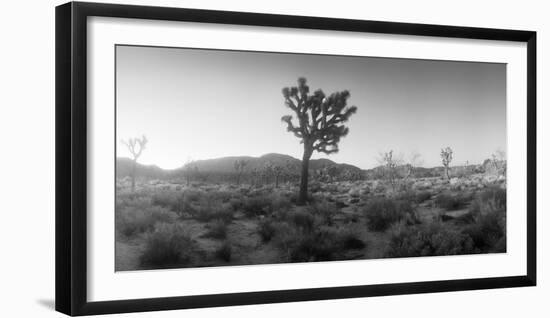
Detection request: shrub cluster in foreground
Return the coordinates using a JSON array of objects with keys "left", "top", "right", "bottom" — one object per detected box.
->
[
  {"left": 385, "top": 187, "right": 506, "bottom": 257},
  {"left": 362, "top": 197, "right": 420, "bottom": 232}
]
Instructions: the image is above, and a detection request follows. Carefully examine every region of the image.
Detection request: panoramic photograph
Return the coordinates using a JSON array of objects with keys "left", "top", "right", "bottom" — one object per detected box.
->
[{"left": 115, "top": 45, "right": 507, "bottom": 271}]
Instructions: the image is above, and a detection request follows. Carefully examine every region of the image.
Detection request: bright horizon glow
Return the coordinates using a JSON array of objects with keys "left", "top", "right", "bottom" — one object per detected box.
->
[{"left": 116, "top": 45, "right": 506, "bottom": 170}]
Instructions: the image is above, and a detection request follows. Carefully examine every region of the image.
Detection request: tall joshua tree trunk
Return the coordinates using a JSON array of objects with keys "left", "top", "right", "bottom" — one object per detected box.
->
[{"left": 298, "top": 143, "right": 313, "bottom": 204}]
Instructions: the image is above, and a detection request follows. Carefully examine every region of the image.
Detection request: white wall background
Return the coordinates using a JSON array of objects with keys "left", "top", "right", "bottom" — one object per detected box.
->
[{"left": 0, "top": 0, "right": 547, "bottom": 316}]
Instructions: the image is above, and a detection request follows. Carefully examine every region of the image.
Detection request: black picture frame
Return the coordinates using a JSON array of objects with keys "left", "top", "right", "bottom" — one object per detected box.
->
[{"left": 55, "top": 1, "right": 537, "bottom": 316}]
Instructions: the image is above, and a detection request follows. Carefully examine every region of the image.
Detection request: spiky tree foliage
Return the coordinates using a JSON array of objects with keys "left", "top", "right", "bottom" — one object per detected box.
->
[
  {"left": 233, "top": 159, "right": 248, "bottom": 185},
  {"left": 381, "top": 150, "right": 400, "bottom": 191},
  {"left": 281, "top": 77, "right": 357, "bottom": 204},
  {"left": 491, "top": 149, "right": 506, "bottom": 177},
  {"left": 121, "top": 135, "right": 148, "bottom": 191},
  {"left": 440, "top": 147, "right": 453, "bottom": 180}
]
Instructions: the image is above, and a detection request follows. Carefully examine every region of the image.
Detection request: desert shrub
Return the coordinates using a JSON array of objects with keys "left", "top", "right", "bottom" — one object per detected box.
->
[
  {"left": 271, "top": 193, "right": 293, "bottom": 213},
  {"left": 470, "top": 186, "right": 506, "bottom": 215},
  {"left": 242, "top": 195, "right": 273, "bottom": 217},
  {"left": 215, "top": 241, "right": 232, "bottom": 262},
  {"left": 151, "top": 190, "right": 186, "bottom": 213},
  {"left": 240, "top": 193, "right": 292, "bottom": 218},
  {"left": 258, "top": 219, "right": 278, "bottom": 242},
  {"left": 415, "top": 191, "right": 432, "bottom": 203},
  {"left": 116, "top": 201, "right": 177, "bottom": 238},
  {"left": 207, "top": 191, "right": 234, "bottom": 204},
  {"left": 435, "top": 193, "right": 472, "bottom": 211},
  {"left": 363, "top": 197, "right": 418, "bottom": 232},
  {"left": 272, "top": 222, "right": 366, "bottom": 262},
  {"left": 462, "top": 209, "right": 505, "bottom": 253},
  {"left": 140, "top": 223, "right": 196, "bottom": 268},
  {"left": 193, "top": 202, "right": 234, "bottom": 223},
  {"left": 288, "top": 209, "right": 317, "bottom": 232},
  {"left": 308, "top": 200, "right": 337, "bottom": 226},
  {"left": 457, "top": 187, "right": 506, "bottom": 252},
  {"left": 286, "top": 227, "right": 341, "bottom": 262},
  {"left": 202, "top": 219, "right": 229, "bottom": 240},
  {"left": 385, "top": 222, "right": 477, "bottom": 257},
  {"left": 338, "top": 227, "right": 366, "bottom": 250}
]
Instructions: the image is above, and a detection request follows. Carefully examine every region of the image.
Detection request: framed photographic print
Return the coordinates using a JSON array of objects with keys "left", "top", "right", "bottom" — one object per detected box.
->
[{"left": 55, "top": 1, "right": 536, "bottom": 316}]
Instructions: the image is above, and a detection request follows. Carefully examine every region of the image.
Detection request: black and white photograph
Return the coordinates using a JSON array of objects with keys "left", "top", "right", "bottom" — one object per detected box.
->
[{"left": 114, "top": 45, "right": 507, "bottom": 271}]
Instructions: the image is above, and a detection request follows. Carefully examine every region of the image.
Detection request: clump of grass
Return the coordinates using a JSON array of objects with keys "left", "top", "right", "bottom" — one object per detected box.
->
[
  {"left": 139, "top": 223, "right": 196, "bottom": 268},
  {"left": 116, "top": 199, "right": 177, "bottom": 238},
  {"left": 215, "top": 241, "right": 232, "bottom": 262},
  {"left": 435, "top": 193, "right": 472, "bottom": 211},
  {"left": 202, "top": 219, "right": 229, "bottom": 240},
  {"left": 288, "top": 209, "right": 316, "bottom": 232},
  {"left": 308, "top": 200, "right": 337, "bottom": 226},
  {"left": 385, "top": 221, "right": 477, "bottom": 257},
  {"left": 363, "top": 197, "right": 419, "bottom": 232},
  {"left": 257, "top": 219, "right": 278, "bottom": 242},
  {"left": 193, "top": 202, "right": 234, "bottom": 223},
  {"left": 242, "top": 195, "right": 273, "bottom": 217},
  {"left": 151, "top": 190, "right": 186, "bottom": 213},
  {"left": 415, "top": 191, "right": 432, "bottom": 203},
  {"left": 339, "top": 229, "right": 366, "bottom": 250},
  {"left": 453, "top": 186, "right": 506, "bottom": 253}
]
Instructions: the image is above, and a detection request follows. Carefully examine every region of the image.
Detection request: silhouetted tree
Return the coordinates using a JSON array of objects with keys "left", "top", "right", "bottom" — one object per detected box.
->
[
  {"left": 380, "top": 150, "right": 400, "bottom": 191},
  {"left": 281, "top": 77, "right": 357, "bottom": 204},
  {"left": 182, "top": 159, "right": 198, "bottom": 186},
  {"left": 491, "top": 148, "right": 506, "bottom": 177},
  {"left": 121, "top": 135, "right": 148, "bottom": 191},
  {"left": 233, "top": 159, "right": 248, "bottom": 185},
  {"left": 272, "top": 164, "right": 285, "bottom": 188},
  {"left": 440, "top": 147, "right": 453, "bottom": 180}
]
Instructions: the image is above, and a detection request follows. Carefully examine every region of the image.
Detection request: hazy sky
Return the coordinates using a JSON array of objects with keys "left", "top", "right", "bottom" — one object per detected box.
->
[{"left": 116, "top": 45, "right": 506, "bottom": 170}]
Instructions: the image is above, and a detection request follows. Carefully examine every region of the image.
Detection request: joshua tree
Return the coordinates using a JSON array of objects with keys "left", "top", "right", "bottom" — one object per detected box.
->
[
  {"left": 404, "top": 151, "right": 423, "bottom": 181},
  {"left": 233, "top": 159, "right": 248, "bottom": 185},
  {"left": 491, "top": 148, "right": 507, "bottom": 177},
  {"left": 272, "top": 164, "right": 285, "bottom": 188},
  {"left": 440, "top": 147, "right": 453, "bottom": 180},
  {"left": 381, "top": 150, "right": 400, "bottom": 191},
  {"left": 121, "top": 135, "right": 148, "bottom": 191},
  {"left": 281, "top": 77, "right": 357, "bottom": 204},
  {"left": 261, "top": 162, "right": 275, "bottom": 185},
  {"left": 182, "top": 159, "right": 198, "bottom": 186}
]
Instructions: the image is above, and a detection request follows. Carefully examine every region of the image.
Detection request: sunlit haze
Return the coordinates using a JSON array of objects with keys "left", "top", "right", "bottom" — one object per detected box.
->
[{"left": 116, "top": 45, "right": 506, "bottom": 170}]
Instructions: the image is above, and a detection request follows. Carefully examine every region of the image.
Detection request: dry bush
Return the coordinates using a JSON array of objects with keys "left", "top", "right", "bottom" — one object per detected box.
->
[
  {"left": 202, "top": 219, "right": 229, "bottom": 240},
  {"left": 215, "top": 241, "right": 232, "bottom": 262},
  {"left": 139, "top": 223, "right": 197, "bottom": 268},
  {"left": 434, "top": 192, "right": 473, "bottom": 211},
  {"left": 116, "top": 198, "right": 177, "bottom": 238},
  {"left": 363, "top": 197, "right": 419, "bottom": 232},
  {"left": 385, "top": 221, "right": 476, "bottom": 257}
]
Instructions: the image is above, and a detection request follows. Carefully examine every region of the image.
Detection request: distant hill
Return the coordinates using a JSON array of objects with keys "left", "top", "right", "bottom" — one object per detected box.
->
[
  {"left": 116, "top": 153, "right": 362, "bottom": 180},
  {"left": 117, "top": 153, "right": 493, "bottom": 182}
]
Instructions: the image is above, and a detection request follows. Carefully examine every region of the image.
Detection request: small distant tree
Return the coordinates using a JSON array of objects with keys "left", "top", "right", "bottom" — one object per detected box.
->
[
  {"left": 261, "top": 162, "right": 275, "bottom": 185},
  {"left": 440, "top": 147, "right": 453, "bottom": 180},
  {"left": 281, "top": 77, "right": 357, "bottom": 204},
  {"left": 182, "top": 159, "right": 198, "bottom": 186},
  {"left": 121, "top": 135, "right": 148, "bottom": 191},
  {"left": 380, "top": 150, "right": 401, "bottom": 191},
  {"left": 272, "top": 164, "right": 285, "bottom": 188},
  {"left": 491, "top": 148, "right": 507, "bottom": 177},
  {"left": 404, "top": 151, "right": 423, "bottom": 181},
  {"left": 233, "top": 159, "right": 248, "bottom": 185}
]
